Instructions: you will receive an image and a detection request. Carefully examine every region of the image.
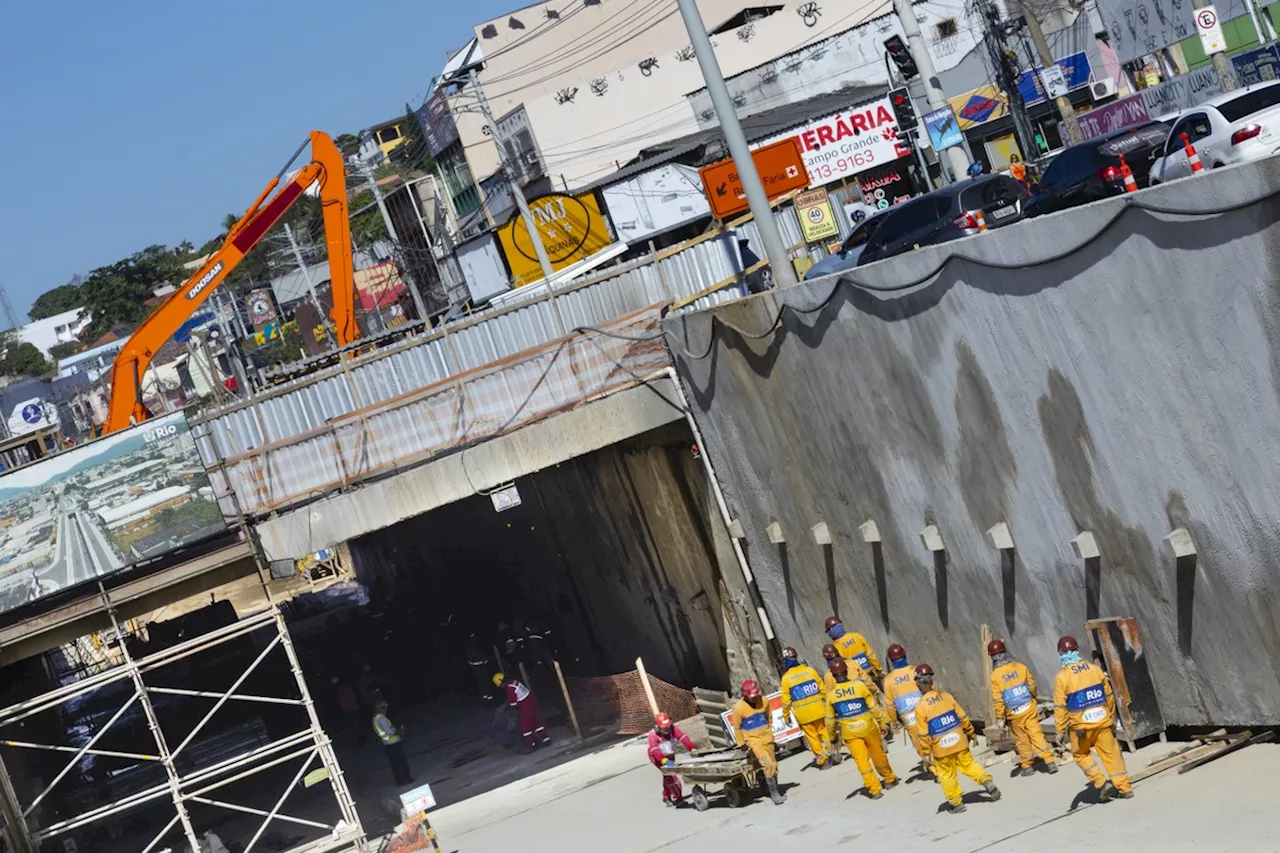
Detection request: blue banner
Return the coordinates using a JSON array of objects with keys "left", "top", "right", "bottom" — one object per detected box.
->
[
  {"left": 924, "top": 107, "right": 964, "bottom": 151},
  {"left": 1233, "top": 44, "right": 1280, "bottom": 86},
  {"left": 1018, "top": 52, "right": 1091, "bottom": 106}
]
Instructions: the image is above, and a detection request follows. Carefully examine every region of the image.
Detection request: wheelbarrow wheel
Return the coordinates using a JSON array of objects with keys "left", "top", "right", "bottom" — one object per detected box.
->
[
  {"left": 691, "top": 785, "right": 710, "bottom": 812},
  {"left": 724, "top": 781, "right": 745, "bottom": 809}
]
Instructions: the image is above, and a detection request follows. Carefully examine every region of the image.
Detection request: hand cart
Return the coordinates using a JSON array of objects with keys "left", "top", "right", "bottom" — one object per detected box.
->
[{"left": 660, "top": 746, "right": 760, "bottom": 811}]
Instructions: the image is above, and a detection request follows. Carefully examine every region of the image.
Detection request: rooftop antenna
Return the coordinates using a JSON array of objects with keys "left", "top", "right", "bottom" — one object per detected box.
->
[{"left": 0, "top": 276, "right": 19, "bottom": 330}]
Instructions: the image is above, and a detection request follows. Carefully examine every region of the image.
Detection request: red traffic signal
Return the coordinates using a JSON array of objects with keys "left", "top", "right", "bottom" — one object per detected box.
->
[
  {"left": 888, "top": 87, "right": 917, "bottom": 132},
  {"left": 884, "top": 35, "right": 919, "bottom": 80}
]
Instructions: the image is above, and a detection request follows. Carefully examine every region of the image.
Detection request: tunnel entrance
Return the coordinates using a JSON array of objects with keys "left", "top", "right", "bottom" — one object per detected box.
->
[{"left": 287, "top": 422, "right": 755, "bottom": 835}]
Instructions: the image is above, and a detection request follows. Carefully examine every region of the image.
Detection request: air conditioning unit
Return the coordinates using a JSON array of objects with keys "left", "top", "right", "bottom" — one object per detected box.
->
[{"left": 1091, "top": 77, "right": 1118, "bottom": 101}]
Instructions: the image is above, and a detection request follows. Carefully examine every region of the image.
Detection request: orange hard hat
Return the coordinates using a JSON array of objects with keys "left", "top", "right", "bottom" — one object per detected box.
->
[
  {"left": 655, "top": 712, "right": 672, "bottom": 729},
  {"left": 741, "top": 679, "right": 763, "bottom": 699},
  {"left": 1058, "top": 636, "right": 1079, "bottom": 653},
  {"left": 987, "top": 639, "right": 1007, "bottom": 657}
]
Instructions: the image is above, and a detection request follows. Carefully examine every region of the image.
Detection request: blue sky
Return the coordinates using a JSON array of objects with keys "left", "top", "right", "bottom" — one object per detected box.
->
[{"left": 0, "top": 0, "right": 513, "bottom": 322}]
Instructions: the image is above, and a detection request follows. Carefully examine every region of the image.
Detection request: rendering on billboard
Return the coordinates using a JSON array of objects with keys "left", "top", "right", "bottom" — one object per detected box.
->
[{"left": 0, "top": 412, "right": 227, "bottom": 615}]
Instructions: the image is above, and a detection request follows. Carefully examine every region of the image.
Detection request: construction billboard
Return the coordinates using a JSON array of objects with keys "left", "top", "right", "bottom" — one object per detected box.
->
[{"left": 0, "top": 412, "right": 227, "bottom": 615}]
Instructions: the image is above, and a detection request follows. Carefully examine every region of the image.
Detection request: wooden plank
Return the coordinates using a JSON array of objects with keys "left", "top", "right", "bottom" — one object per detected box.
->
[
  {"left": 980, "top": 624, "right": 996, "bottom": 728},
  {"left": 1178, "top": 730, "right": 1272, "bottom": 775}
]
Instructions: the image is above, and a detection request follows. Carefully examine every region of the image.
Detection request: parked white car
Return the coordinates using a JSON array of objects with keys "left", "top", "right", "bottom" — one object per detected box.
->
[{"left": 1149, "top": 81, "right": 1280, "bottom": 184}]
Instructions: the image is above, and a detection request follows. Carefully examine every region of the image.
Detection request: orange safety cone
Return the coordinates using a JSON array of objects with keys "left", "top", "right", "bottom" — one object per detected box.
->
[
  {"left": 1181, "top": 132, "right": 1204, "bottom": 173},
  {"left": 1118, "top": 153, "right": 1138, "bottom": 193},
  {"left": 975, "top": 209, "right": 988, "bottom": 231}
]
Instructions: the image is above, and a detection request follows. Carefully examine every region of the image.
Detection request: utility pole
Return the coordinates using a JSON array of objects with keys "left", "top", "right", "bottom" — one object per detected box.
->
[
  {"left": 357, "top": 163, "right": 432, "bottom": 323},
  {"left": 284, "top": 224, "right": 337, "bottom": 350},
  {"left": 893, "top": 0, "right": 971, "bottom": 179},
  {"left": 980, "top": 1, "right": 1039, "bottom": 160},
  {"left": 1193, "top": 0, "right": 1239, "bottom": 93},
  {"left": 1016, "top": 0, "right": 1082, "bottom": 145},
  {"left": 675, "top": 0, "right": 797, "bottom": 288},
  {"left": 463, "top": 69, "right": 570, "bottom": 332}
]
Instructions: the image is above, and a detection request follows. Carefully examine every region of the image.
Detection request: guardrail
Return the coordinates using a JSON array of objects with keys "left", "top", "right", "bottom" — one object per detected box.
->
[
  {"left": 193, "top": 197, "right": 828, "bottom": 517},
  {"left": 198, "top": 308, "right": 671, "bottom": 516}
]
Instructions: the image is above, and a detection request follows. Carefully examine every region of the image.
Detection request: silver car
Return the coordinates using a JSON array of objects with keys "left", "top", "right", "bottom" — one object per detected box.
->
[
  {"left": 803, "top": 211, "right": 884, "bottom": 280},
  {"left": 1149, "top": 81, "right": 1280, "bottom": 183}
]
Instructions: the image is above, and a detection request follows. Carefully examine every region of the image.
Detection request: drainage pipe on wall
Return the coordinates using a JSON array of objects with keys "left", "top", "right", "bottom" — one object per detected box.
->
[{"left": 664, "top": 367, "right": 780, "bottom": 664}]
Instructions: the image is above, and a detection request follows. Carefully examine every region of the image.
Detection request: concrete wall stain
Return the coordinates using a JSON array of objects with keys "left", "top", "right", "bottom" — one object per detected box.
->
[{"left": 669, "top": 156, "right": 1280, "bottom": 724}]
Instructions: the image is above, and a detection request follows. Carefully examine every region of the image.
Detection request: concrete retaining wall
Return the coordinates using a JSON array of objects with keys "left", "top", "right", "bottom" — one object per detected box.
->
[{"left": 667, "top": 156, "right": 1280, "bottom": 725}]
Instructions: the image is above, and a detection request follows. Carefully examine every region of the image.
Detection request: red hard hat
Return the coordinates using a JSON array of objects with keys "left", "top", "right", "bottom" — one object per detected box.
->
[
  {"left": 824, "top": 616, "right": 842, "bottom": 631},
  {"left": 987, "top": 639, "right": 1007, "bottom": 657},
  {"left": 887, "top": 643, "right": 906, "bottom": 660},
  {"left": 1058, "top": 636, "right": 1079, "bottom": 653},
  {"left": 914, "top": 663, "right": 935, "bottom": 679},
  {"left": 821, "top": 644, "right": 839, "bottom": 661},
  {"left": 781, "top": 646, "right": 798, "bottom": 661},
  {"left": 828, "top": 657, "right": 849, "bottom": 676},
  {"left": 655, "top": 712, "right": 672, "bottom": 729},
  {"left": 741, "top": 679, "right": 763, "bottom": 699}
]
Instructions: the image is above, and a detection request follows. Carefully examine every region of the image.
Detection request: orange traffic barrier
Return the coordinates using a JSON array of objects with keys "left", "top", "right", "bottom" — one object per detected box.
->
[
  {"left": 1181, "top": 132, "right": 1204, "bottom": 173},
  {"left": 1118, "top": 153, "right": 1138, "bottom": 193},
  {"left": 975, "top": 209, "right": 988, "bottom": 231}
]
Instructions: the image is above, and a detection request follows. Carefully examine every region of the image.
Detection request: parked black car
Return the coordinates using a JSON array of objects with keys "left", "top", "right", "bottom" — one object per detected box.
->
[
  {"left": 1024, "top": 121, "right": 1171, "bottom": 216},
  {"left": 857, "top": 174, "right": 1030, "bottom": 266}
]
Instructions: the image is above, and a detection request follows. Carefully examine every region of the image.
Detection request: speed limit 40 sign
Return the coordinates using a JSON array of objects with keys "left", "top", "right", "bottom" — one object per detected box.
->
[{"left": 1196, "top": 5, "right": 1226, "bottom": 55}]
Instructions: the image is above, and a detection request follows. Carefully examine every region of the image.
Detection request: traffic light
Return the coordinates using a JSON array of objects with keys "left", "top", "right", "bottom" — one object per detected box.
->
[
  {"left": 889, "top": 88, "right": 917, "bottom": 134},
  {"left": 884, "top": 35, "right": 918, "bottom": 80}
]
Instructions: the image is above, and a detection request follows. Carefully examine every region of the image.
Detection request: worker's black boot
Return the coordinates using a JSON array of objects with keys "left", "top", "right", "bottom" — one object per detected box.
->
[
  {"left": 1042, "top": 759, "right": 1059, "bottom": 774},
  {"left": 767, "top": 777, "right": 786, "bottom": 805},
  {"left": 984, "top": 779, "right": 1002, "bottom": 801},
  {"left": 1099, "top": 781, "right": 1118, "bottom": 803}
]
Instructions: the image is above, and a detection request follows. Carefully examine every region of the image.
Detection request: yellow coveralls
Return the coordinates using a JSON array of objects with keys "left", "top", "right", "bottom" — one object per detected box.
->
[
  {"left": 1053, "top": 661, "right": 1131, "bottom": 793},
  {"left": 825, "top": 677, "right": 896, "bottom": 796},
  {"left": 732, "top": 697, "right": 778, "bottom": 778},
  {"left": 832, "top": 631, "right": 883, "bottom": 680},
  {"left": 913, "top": 690, "right": 992, "bottom": 807},
  {"left": 780, "top": 663, "right": 831, "bottom": 767},
  {"left": 824, "top": 661, "right": 880, "bottom": 695},
  {"left": 882, "top": 662, "right": 927, "bottom": 759},
  {"left": 990, "top": 661, "right": 1054, "bottom": 769}
]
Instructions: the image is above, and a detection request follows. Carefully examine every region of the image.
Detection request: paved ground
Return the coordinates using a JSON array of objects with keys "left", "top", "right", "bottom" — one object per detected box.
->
[{"left": 418, "top": 735, "right": 1280, "bottom": 853}]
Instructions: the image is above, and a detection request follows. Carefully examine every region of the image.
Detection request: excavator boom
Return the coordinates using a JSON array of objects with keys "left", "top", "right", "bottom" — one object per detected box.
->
[{"left": 103, "top": 131, "right": 355, "bottom": 434}]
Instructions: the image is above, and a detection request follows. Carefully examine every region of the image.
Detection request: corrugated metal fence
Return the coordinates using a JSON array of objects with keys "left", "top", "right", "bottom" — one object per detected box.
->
[{"left": 194, "top": 200, "right": 819, "bottom": 517}]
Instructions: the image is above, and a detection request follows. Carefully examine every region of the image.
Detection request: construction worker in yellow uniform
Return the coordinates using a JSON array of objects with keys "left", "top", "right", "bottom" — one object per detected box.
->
[
  {"left": 825, "top": 657, "right": 897, "bottom": 798},
  {"left": 987, "top": 638, "right": 1059, "bottom": 777},
  {"left": 821, "top": 643, "right": 879, "bottom": 693},
  {"left": 731, "top": 679, "right": 785, "bottom": 805},
  {"left": 779, "top": 647, "right": 835, "bottom": 770},
  {"left": 824, "top": 616, "right": 883, "bottom": 681},
  {"left": 881, "top": 644, "right": 929, "bottom": 766},
  {"left": 1053, "top": 636, "right": 1133, "bottom": 802},
  {"left": 912, "top": 664, "right": 1001, "bottom": 813}
]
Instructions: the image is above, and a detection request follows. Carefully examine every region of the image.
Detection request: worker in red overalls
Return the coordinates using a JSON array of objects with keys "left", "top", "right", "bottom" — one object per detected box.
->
[
  {"left": 495, "top": 672, "right": 551, "bottom": 749},
  {"left": 648, "top": 712, "right": 696, "bottom": 806}
]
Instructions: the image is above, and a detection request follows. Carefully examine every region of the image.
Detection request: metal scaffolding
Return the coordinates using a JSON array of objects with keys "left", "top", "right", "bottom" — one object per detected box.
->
[{"left": 0, "top": 599, "right": 365, "bottom": 853}]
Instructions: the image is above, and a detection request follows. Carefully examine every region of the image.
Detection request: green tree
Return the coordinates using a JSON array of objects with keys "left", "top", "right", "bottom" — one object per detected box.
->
[
  {"left": 48, "top": 341, "right": 83, "bottom": 360},
  {"left": 334, "top": 133, "right": 362, "bottom": 159},
  {"left": 80, "top": 244, "right": 190, "bottom": 340},
  {"left": 0, "top": 331, "right": 54, "bottom": 378},
  {"left": 29, "top": 277, "right": 84, "bottom": 320}
]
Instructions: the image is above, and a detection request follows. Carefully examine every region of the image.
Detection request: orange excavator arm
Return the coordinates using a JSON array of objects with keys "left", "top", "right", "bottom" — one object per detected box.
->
[{"left": 103, "top": 130, "right": 356, "bottom": 434}]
